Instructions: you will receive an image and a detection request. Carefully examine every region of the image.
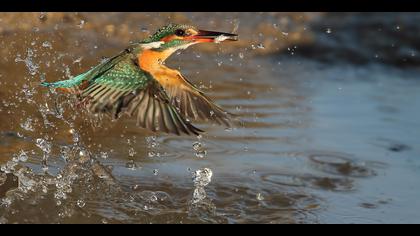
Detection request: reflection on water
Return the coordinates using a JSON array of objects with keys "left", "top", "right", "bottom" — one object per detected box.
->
[{"left": 1, "top": 12, "right": 420, "bottom": 223}]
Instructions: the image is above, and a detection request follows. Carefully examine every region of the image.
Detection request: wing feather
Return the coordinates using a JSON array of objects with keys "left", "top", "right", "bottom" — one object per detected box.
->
[
  {"left": 73, "top": 56, "right": 202, "bottom": 136},
  {"left": 156, "top": 73, "right": 235, "bottom": 127}
]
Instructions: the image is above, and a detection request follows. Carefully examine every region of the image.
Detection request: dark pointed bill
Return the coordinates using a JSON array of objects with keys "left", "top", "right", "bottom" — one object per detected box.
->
[{"left": 191, "top": 30, "right": 238, "bottom": 42}]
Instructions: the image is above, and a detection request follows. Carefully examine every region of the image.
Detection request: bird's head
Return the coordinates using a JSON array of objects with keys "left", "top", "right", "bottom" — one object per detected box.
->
[{"left": 141, "top": 23, "right": 238, "bottom": 53}]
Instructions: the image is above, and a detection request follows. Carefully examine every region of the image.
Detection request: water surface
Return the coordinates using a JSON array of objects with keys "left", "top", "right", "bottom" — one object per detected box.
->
[{"left": 0, "top": 12, "right": 419, "bottom": 224}]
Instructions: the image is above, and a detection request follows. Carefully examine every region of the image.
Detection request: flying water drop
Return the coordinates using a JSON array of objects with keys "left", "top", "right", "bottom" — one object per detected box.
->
[
  {"left": 20, "top": 117, "right": 34, "bottom": 131},
  {"left": 36, "top": 138, "right": 51, "bottom": 154}
]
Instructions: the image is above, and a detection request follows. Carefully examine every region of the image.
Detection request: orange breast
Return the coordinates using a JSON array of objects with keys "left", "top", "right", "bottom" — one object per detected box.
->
[{"left": 138, "top": 49, "right": 183, "bottom": 87}]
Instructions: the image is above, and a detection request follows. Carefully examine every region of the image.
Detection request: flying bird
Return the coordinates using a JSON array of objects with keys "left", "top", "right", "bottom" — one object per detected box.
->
[{"left": 41, "top": 23, "right": 238, "bottom": 135}]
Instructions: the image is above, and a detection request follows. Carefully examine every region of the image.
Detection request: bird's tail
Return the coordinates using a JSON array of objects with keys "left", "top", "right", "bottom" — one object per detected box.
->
[
  {"left": 39, "top": 80, "right": 78, "bottom": 93},
  {"left": 39, "top": 72, "right": 90, "bottom": 93}
]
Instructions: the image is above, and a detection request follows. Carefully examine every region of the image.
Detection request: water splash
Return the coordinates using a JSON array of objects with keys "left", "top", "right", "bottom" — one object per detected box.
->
[
  {"left": 42, "top": 41, "right": 53, "bottom": 49},
  {"left": 12, "top": 150, "right": 29, "bottom": 163},
  {"left": 191, "top": 168, "right": 213, "bottom": 204},
  {"left": 15, "top": 49, "right": 39, "bottom": 76},
  {"left": 20, "top": 118, "right": 34, "bottom": 132}
]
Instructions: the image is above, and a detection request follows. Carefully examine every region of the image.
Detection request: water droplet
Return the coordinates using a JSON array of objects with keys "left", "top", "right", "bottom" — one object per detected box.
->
[
  {"left": 79, "top": 150, "right": 87, "bottom": 157},
  {"left": 256, "top": 193, "right": 264, "bottom": 201},
  {"left": 20, "top": 118, "right": 34, "bottom": 131},
  {"left": 125, "top": 160, "right": 137, "bottom": 170},
  {"left": 192, "top": 168, "right": 213, "bottom": 187},
  {"left": 42, "top": 41, "right": 52, "bottom": 49},
  {"left": 100, "top": 152, "right": 108, "bottom": 159},
  {"left": 192, "top": 187, "right": 207, "bottom": 204},
  {"left": 69, "top": 129, "right": 79, "bottom": 143},
  {"left": 256, "top": 43, "right": 265, "bottom": 49},
  {"left": 39, "top": 12, "right": 47, "bottom": 21},
  {"left": 195, "top": 149, "right": 207, "bottom": 159},
  {"left": 36, "top": 138, "right": 51, "bottom": 154},
  {"left": 192, "top": 142, "right": 202, "bottom": 151},
  {"left": 281, "top": 32, "right": 289, "bottom": 36},
  {"left": 153, "top": 169, "right": 159, "bottom": 175},
  {"left": 145, "top": 136, "right": 158, "bottom": 148},
  {"left": 150, "top": 195, "right": 158, "bottom": 202},
  {"left": 192, "top": 142, "right": 207, "bottom": 158},
  {"left": 22, "top": 84, "right": 35, "bottom": 98},
  {"left": 148, "top": 151, "right": 156, "bottom": 157},
  {"left": 238, "top": 52, "right": 244, "bottom": 59},
  {"left": 77, "top": 199, "right": 85, "bottom": 208},
  {"left": 17, "top": 150, "right": 29, "bottom": 162},
  {"left": 326, "top": 28, "right": 332, "bottom": 34},
  {"left": 128, "top": 147, "right": 136, "bottom": 157},
  {"left": 72, "top": 56, "right": 83, "bottom": 64},
  {"left": 77, "top": 20, "right": 85, "bottom": 29}
]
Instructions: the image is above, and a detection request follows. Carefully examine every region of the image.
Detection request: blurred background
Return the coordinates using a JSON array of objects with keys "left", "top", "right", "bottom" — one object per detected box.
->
[{"left": 0, "top": 12, "right": 419, "bottom": 223}]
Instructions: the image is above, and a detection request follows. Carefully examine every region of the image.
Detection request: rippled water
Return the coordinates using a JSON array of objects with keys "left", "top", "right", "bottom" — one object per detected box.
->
[{"left": 1, "top": 12, "right": 420, "bottom": 224}]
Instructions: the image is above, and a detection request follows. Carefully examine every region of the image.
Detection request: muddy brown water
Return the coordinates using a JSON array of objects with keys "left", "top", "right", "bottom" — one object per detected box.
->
[{"left": 0, "top": 12, "right": 419, "bottom": 224}]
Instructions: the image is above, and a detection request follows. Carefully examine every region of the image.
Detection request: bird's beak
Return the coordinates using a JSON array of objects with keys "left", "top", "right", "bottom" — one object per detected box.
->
[{"left": 188, "top": 30, "right": 238, "bottom": 43}]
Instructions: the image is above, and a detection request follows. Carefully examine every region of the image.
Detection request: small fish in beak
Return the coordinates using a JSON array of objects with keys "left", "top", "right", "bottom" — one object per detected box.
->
[{"left": 189, "top": 30, "right": 238, "bottom": 43}]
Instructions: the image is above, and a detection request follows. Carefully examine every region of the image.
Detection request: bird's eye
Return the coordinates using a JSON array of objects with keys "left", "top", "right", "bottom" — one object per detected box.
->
[{"left": 175, "top": 29, "right": 186, "bottom": 36}]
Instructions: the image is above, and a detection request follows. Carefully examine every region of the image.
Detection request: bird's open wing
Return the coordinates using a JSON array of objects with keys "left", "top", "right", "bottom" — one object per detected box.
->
[
  {"left": 157, "top": 72, "right": 234, "bottom": 127},
  {"left": 79, "top": 57, "right": 202, "bottom": 136}
]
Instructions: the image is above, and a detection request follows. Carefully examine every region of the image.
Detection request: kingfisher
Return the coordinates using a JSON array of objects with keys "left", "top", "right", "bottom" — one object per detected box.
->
[{"left": 41, "top": 23, "right": 238, "bottom": 136}]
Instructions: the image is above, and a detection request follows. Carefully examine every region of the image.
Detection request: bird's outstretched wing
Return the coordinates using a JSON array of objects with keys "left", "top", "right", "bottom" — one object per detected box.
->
[
  {"left": 78, "top": 57, "right": 203, "bottom": 136},
  {"left": 157, "top": 72, "right": 234, "bottom": 127}
]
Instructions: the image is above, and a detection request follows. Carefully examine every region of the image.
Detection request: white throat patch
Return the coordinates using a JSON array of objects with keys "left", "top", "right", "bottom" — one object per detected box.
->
[
  {"left": 140, "top": 41, "right": 165, "bottom": 49},
  {"left": 173, "top": 42, "right": 198, "bottom": 50}
]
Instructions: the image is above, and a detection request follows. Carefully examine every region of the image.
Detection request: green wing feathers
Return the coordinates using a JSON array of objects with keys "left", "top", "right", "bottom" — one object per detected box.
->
[
  {"left": 80, "top": 60, "right": 202, "bottom": 135},
  {"left": 80, "top": 58, "right": 150, "bottom": 114},
  {"left": 42, "top": 52, "right": 202, "bottom": 136}
]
